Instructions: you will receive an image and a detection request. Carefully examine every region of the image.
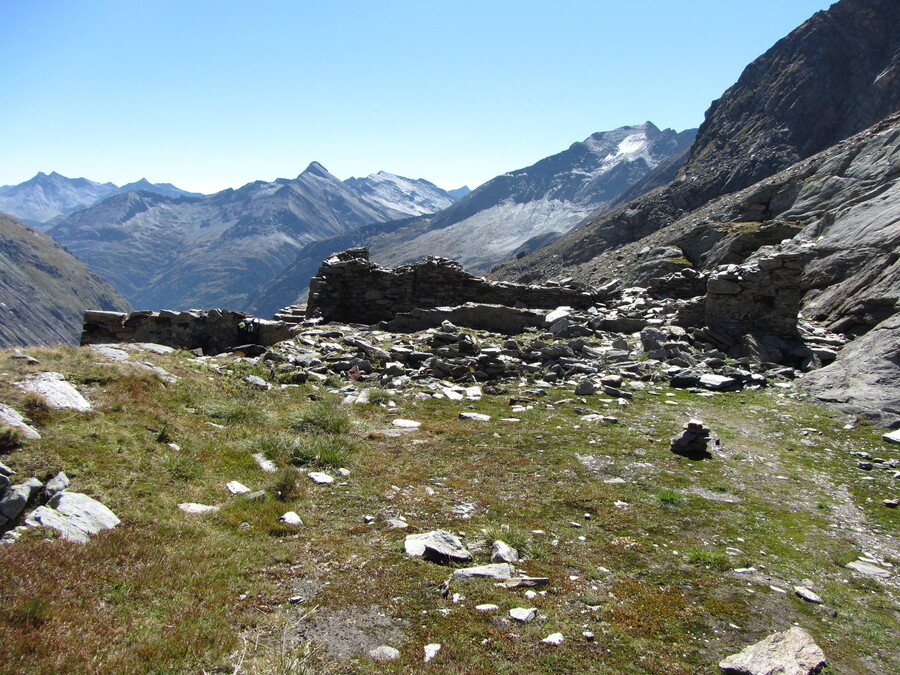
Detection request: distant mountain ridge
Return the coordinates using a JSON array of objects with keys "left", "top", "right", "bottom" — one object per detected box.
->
[
  {"left": 0, "top": 171, "right": 202, "bottom": 226},
  {"left": 247, "top": 122, "right": 696, "bottom": 317},
  {"left": 48, "top": 163, "right": 459, "bottom": 311}
]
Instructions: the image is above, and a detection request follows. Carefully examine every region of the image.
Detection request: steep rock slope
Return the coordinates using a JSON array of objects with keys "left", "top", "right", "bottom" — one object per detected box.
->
[
  {"left": 49, "top": 163, "right": 456, "bottom": 311},
  {"left": 247, "top": 123, "right": 695, "bottom": 317},
  {"left": 493, "top": 0, "right": 900, "bottom": 284},
  {"left": 0, "top": 212, "right": 131, "bottom": 347},
  {"left": 0, "top": 172, "right": 200, "bottom": 226}
]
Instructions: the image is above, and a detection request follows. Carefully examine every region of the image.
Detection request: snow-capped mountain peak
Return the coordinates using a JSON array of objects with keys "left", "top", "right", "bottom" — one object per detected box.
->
[{"left": 343, "top": 171, "right": 456, "bottom": 217}]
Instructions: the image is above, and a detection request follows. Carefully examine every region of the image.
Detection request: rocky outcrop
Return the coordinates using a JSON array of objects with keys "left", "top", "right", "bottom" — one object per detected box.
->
[
  {"left": 80, "top": 308, "right": 292, "bottom": 354},
  {"left": 801, "top": 313, "right": 900, "bottom": 427},
  {"left": 305, "top": 248, "right": 599, "bottom": 326},
  {"left": 703, "top": 247, "right": 812, "bottom": 341},
  {"left": 48, "top": 163, "right": 456, "bottom": 313}
]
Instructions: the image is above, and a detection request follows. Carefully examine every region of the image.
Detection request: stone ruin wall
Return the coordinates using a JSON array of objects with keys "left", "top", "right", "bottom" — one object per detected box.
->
[
  {"left": 80, "top": 309, "right": 292, "bottom": 354},
  {"left": 702, "top": 248, "right": 811, "bottom": 341},
  {"left": 306, "top": 248, "right": 599, "bottom": 325}
]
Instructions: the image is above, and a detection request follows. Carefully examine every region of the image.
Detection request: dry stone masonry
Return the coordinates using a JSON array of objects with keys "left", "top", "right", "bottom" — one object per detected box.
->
[
  {"left": 81, "top": 308, "right": 292, "bottom": 354},
  {"left": 304, "top": 248, "right": 600, "bottom": 326}
]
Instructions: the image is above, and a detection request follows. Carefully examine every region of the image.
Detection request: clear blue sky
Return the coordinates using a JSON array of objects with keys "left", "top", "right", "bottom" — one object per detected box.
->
[{"left": 0, "top": 0, "right": 834, "bottom": 194}]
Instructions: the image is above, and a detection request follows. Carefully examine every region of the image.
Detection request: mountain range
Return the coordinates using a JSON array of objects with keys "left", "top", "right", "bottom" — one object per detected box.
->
[
  {"left": 46, "top": 163, "right": 460, "bottom": 311},
  {"left": 0, "top": 172, "right": 203, "bottom": 226}
]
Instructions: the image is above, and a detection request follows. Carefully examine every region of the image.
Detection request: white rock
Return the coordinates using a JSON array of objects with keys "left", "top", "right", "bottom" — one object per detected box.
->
[
  {"left": 846, "top": 559, "right": 891, "bottom": 578},
  {"left": 178, "top": 503, "right": 220, "bottom": 514},
  {"left": 883, "top": 429, "right": 900, "bottom": 444},
  {"left": 392, "top": 419, "right": 421, "bottom": 428},
  {"left": 279, "top": 511, "right": 303, "bottom": 525},
  {"left": 404, "top": 530, "right": 472, "bottom": 562},
  {"left": 719, "top": 626, "right": 826, "bottom": 675},
  {"left": 545, "top": 307, "right": 571, "bottom": 324},
  {"left": 542, "top": 633, "right": 564, "bottom": 645},
  {"left": 252, "top": 453, "right": 278, "bottom": 473},
  {"left": 14, "top": 372, "right": 92, "bottom": 411},
  {"left": 337, "top": 467, "right": 351, "bottom": 477},
  {"left": 476, "top": 603, "right": 499, "bottom": 612},
  {"left": 459, "top": 412, "right": 491, "bottom": 421},
  {"left": 226, "top": 480, "right": 251, "bottom": 495},
  {"left": 0, "top": 403, "right": 41, "bottom": 440},
  {"left": 491, "top": 539, "right": 520, "bottom": 563},
  {"left": 423, "top": 643, "right": 441, "bottom": 663},
  {"left": 25, "top": 492, "right": 120, "bottom": 542},
  {"left": 89, "top": 345, "right": 130, "bottom": 361},
  {"left": 368, "top": 645, "right": 400, "bottom": 661},
  {"left": 794, "top": 586, "right": 823, "bottom": 604},
  {"left": 43, "top": 471, "right": 69, "bottom": 497},
  {"left": 307, "top": 471, "right": 334, "bottom": 484},
  {"left": 509, "top": 607, "right": 538, "bottom": 622},
  {"left": 243, "top": 375, "right": 271, "bottom": 390}
]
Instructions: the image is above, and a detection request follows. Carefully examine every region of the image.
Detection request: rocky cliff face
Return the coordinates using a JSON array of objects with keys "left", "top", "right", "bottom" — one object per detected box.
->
[
  {"left": 494, "top": 0, "right": 900, "bottom": 284},
  {"left": 48, "top": 163, "right": 456, "bottom": 312},
  {"left": 0, "top": 212, "right": 131, "bottom": 347}
]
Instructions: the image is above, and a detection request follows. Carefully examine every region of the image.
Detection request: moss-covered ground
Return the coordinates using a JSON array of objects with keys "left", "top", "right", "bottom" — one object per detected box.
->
[{"left": 0, "top": 345, "right": 897, "bottom": 674}]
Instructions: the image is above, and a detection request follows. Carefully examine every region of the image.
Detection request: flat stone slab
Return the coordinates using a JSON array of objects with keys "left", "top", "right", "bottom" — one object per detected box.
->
[
  {"left": 509, "top": 607, "right": 538, "bottom": 622},
  {"left": 14, "top": 372, "right": 92, "bottom": 411},
  {"left": 226, "top": 480, "right": 251, "bottom": 494},
  {"left": 25, "top": 492, "right": 120, "bottom": 543},
  {"left": 719, "top": 626, "right": 826, "bottom": 675},
  {"left": 178, "top": 503, "right": 220, "bottom": 514},
  {"left": 459, "top": 412, "right": 491, "bottom": 421},
  {"left": 0, "top": 403, "right": 41, "bottom": 440},
  {"left": 308, "top": 471, "right": 334, "bottom": 484},
  {"left": 452, "top": 563, "right": 516, "bottom": 580},
  {"left": 89, "top": 345, "right": 131, "bottom": 361},
  {"left": 846, "top": 559, "right": 892, "bottom": 578},
  {"left": 392, "top": 419, "right": 421, "bottom": 428}
]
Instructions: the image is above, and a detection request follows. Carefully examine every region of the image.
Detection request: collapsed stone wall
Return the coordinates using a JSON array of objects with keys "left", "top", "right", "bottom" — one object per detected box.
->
[
  {"left": 306, "top": 248, "right": 600, "bottom": 325},
  {"left": 80, "top": 309, "right": 292, "bottom": 354},
  {"left": 703, "top": 247, "right": 812, "bottom": 341}
]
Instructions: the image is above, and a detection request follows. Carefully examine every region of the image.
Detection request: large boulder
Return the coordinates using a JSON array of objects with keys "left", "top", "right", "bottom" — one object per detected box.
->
[
  {"left": 24, "top": 491, "right": 120, "bottom": 542},
  {"left": 719, "top": 626, "right": 826, "bottom": 675}
]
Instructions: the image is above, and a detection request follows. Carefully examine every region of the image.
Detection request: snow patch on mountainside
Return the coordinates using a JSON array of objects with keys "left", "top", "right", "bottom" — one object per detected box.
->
[{"left": 344, "top": 171, "right": 455, "bottom": 217}]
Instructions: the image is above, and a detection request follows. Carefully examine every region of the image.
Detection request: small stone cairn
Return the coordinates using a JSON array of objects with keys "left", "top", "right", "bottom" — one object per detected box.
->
[{"left": 670, "top": 419, "right": 713, "bottom": 459}]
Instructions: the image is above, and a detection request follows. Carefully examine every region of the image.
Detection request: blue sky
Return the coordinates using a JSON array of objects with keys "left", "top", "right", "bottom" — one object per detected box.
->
[{"left": 0, "top": 0, "right": 834, "bottom": 194}]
